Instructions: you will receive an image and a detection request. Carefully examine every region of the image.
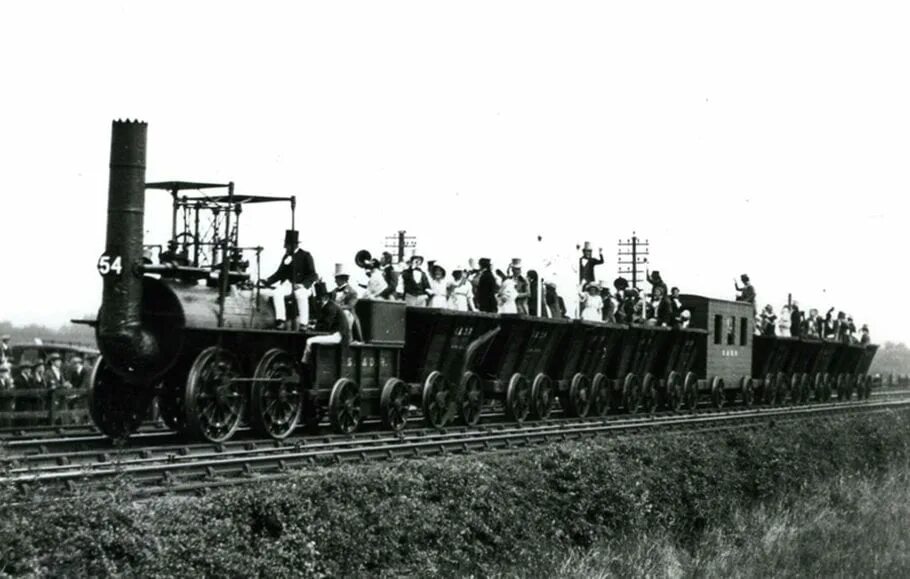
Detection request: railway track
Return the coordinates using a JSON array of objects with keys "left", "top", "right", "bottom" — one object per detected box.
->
[{"left": 3, "top": 395, "right": 908, "bottom": 496}]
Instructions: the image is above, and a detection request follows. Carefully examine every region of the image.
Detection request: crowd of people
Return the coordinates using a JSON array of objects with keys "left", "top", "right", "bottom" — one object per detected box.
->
[
  {"left": 0, "top": 337, "right": 90, "bottom": 392},
  {"left": 733, "top": 275, "right": 871, "bottom": 344}
]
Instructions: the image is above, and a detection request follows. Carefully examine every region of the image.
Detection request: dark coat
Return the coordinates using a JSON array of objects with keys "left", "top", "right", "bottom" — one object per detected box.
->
[
  {"left": 266, "top": 248, "right": 317, "bottom": 287},
  {"left": 578, "top": 255, "right": 604, "bottom": 284},
  {"left": 656, "top": 297, "right": 673, "bottom": 327},
  {"left": 314, "top": 300, "right": 351, "bottom": 345},
  {"left": 790, "top": 308, "right": 802, "bottom": 338},
  {"left": 476, "top": 270, "right": 499, "bottom": 313}
]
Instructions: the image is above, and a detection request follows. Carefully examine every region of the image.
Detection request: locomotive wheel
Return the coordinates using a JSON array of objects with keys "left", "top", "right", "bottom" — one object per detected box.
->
[
  {"left": 567, "top": 373, "right": 592, "bottom": 418},
  {"left": 641, "top": 373, "right": 659, "bottom": 414},
  {"left": 250, "top": 349, "right": 303, "bottom": 440},
  {"left": 460, "top": 371, "right": 485, "bottom": 426},
  {"left": 591, "top": 373, "right": 611, "bottom": 417},
  {"left": 530, "top": 373, "right": 555, "bottom": 420},
  {"left": 667, "top": 371, "right": 684, "bottom": 412},
  {"left": 505, "top": 373, "right": 531, "bottom": 423},
  {"left": 710, "top": 377, "right": 725, "bottom": 409},
  {"left": 775, "top": 372, "right": 789, "bottom": 405},
  {"left": 683, "top": 372, "right": 699, "bottom": 412},
  {"left": 380, "top": 378, "right": 409, "bottom": 432},
  {"left": 329, "top": 378, "right": 362, "bottom": 434},
  {"left": 89, "top": 356, "right": 150, "bottom": 440},
  {"left": 423, "top": 371, "right": 454, "bottom": 429},
  {"left": 622, "top": 373, "right": 642, "bottom": 414},
  {"left": 740, "top": 377, "right": 754, "bottom": 408},
  {"left": 185, "top": 347, "right": 245, "bottom": 443}
]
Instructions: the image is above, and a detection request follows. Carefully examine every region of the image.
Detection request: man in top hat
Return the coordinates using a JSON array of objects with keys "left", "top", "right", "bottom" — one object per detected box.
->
[
  {"left": 302, "top": 282, "right": 352, "bottom": 364},
  {"left": 331, "top": 263, "right": 359, "bottom": 330},
  {"left": 860, "top": 324, "right": 871, "bottom": 344},
  {"left": 578, "top": 242, "right": 604, "bottom": 284},
  {"left": 475, "top": 258, "right": 499, "bottom": 313},
  {"left": 263, "top": 229, "right": 318, "bottom": 330},
  {"left": 509, "top": 258, "right": 531, "bottom": 315},
  {"left": 0, "top": 335, "right": 10, "bottom": 364},
  {"left": 395, "top": 254, "right": 431, "bottom": 307}
]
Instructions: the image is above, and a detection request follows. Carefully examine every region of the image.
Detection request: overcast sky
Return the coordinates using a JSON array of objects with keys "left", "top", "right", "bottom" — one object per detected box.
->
[{"left": 0, "top": 1, "right": 907, "bottom": 342}]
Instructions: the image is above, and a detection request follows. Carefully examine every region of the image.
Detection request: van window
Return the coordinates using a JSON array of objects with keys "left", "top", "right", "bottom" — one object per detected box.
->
[
  {"left": 740, "top": 317, "right": 748, "bottom": 346},
  {"left": 714, "top": 315, "right": 722, "bottom": 345},
  {"left": 727, "top": 316, "right": 736, "bottom": 345}
]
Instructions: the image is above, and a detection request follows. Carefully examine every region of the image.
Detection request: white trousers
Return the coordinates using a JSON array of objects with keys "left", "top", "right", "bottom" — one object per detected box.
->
[
  {"left": 302, "top": 331, "right": 342, "bottom": 363},
  {"left": 272, "top": 281, "right": 310, "bottom": 325}
]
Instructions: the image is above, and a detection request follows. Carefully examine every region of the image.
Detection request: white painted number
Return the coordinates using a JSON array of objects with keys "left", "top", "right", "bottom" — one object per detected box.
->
[{"left": 97, "top": 255, "right": 123, "bottom": 277}]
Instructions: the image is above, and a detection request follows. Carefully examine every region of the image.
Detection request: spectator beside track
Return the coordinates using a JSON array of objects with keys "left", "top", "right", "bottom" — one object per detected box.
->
[
  {"left": 396, "top": 255, "right": 431, "bottom": 307},
  {"left": 428, "top": 264, "right": 449, "bottom": 309},
  {"left": 579, "top": 282, "right": 603, "bottom": 321},
  {"left": 778, "top": 305, "right": 791, "bottom": 337},
  {"left": 14, "top": 362, "right": 33, "bottom": 389},
  {"left": 475, "top": 258, "right": 499, "bottom": 313},
  {"left": 578, "top": 242, "right": 604, "bottom": 284},
  {"left": 0, "top": 335, "right": 10, "bottom": 364},
  {"left": 0, "top": 365, "right": 12, "bottom": 390},
  {"left": 510, "top": 259, "right": 530, "bottom": 315},
  {"left": 302, "top": 282, "right": 351, "bottom": 365},
  {"left": 734, "top": 274, "right": 756, "bottom": 308},
  {"left": 448, "top": 266, "right": 475, "bottom": 312},
  {"left": 68, "top": 356, "right": 89, "bottom": 389}
]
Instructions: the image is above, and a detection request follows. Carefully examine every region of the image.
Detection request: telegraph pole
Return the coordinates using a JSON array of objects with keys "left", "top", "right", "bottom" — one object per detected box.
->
[
  {"left": 384, "top": 230, "right": 417, "bottom": 264},
  {"left": 617, "top": 232, "right": 649, "bottom": 290}
]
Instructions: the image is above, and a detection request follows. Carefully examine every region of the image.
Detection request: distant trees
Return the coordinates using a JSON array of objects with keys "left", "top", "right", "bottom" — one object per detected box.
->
[
  {"left": 869, "top": 342, "right": 910, "bottom": 376},
  {"left": 0, "top": 318, "right": 96, "bottom": 348}
]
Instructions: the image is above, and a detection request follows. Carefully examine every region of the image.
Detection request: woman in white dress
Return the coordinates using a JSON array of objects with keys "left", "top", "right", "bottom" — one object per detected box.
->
[
  {"left": 778, "top": 305, "right": 792, "bottom": 337},
  {"left": 448, "top": 266, "right": 475, "bottom": 311},
  {"left": 428, "top": 264, "right": 449, "bottom": 309},
  {"left": 497, "top": 269, "right": 518, "bottom": 314},
  {"left": 579, "top": 281, "right": 603, "bottom": 321}
]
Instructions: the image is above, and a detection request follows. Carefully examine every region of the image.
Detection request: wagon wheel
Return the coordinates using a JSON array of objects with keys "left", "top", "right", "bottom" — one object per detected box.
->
[
  {"left": 158, "top": 375, "right": 188, "bottom": 433},
  {"left": 860, "top": 375, "right": 872, "bottom": 400},
  {"left": 789, "top": 374, "right": 803, "bottom": 405},
  {"left": 622, "top": 373, "right": 642, "bottom": 414},
  {"left": 836, "top": 373, "right": 848, "bottom": 401},
  {"left": 566, "top": 373, "right": 592, "bottom": 418},
  {"left": 683, "top": 371, "right": 699, "bottom": 412},
  {"left": 328, "top": 378, "right": 362, "bottom": 434},
  {"left": 800, "top": 374, "right": 811, "bottom": 404},
  {"left": 811, "top": 374, "right": 823, "bottom": 402},
  {"left": 763, "top": 373, "right": 776, "bottom": 405},
  {"left": 591, "top": 373, "right": 611, "bottom": 417},
  {"left": 775, "top": 372, "right": 789, "bottom": 405},
  {"left": 641, "top": 373, "right": 659, "bottom": 414},
  {"left": 740, "top": 377, "right": 754, "bottom": 408},
  {"left": 710, "top": 377, "right": 725, "bottom": 409},
  {"left": 423, "top": 371, "right": 454, "bottom": 428},
  {"left": 460, "top": 371, "right": 485, "bottom": 426},
  {"left": 845, "top": 374, "right": 856, "bottom": 400},
  {"left": 185, "top": 347, "right": 245, "bottom": 443},
  {"left": 250, "top": 349, "right": 303, "bottom": 440},
  {"left": 380, "top": 378, "right": 410, "bottom": 432},
  {"left": 89, "top": 356, "right": 151, "bottom": 441},
  {"left": 667, "top": 371, "right": 684, "bottom": 412},
  {"left": 505, "top": 373, "right": 531, "bottom": 423},
  {"left": 530, "top": 373, "right": 555, "bottom": 420}
]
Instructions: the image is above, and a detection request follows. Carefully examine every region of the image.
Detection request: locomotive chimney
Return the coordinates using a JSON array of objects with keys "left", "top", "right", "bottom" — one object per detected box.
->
[{"left": 97, "top": 119, "right": 161, "bottom": 380}]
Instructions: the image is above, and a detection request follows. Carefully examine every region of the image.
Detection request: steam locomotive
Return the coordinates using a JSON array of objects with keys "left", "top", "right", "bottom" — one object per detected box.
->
[{"left": 84, "top": 120, "right": 879, "bottom": 443}]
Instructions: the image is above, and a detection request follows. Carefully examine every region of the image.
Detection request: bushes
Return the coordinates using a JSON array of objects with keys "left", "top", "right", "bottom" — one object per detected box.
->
[{"left": 2, "top": 410, "right": 910, "bottom": 577}]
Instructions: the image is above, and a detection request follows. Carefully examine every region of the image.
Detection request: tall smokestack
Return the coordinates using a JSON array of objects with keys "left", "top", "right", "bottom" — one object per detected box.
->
[{"left": 97, "top": 120, "right": 160, "bottom": 380}]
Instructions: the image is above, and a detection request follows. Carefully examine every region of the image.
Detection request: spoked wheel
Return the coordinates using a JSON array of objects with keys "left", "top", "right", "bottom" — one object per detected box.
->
[
  {"left": 250, "top": 349, "right": 303, "bottom": 440},
  {"left": 591, "top": 373, "right": 611, "bottom": 417},
  {"left": 799, "top": 374, "right": 811, "bottom": 404},
  {"left": 329, "top": 378, "right": 362, "bottom": 434},
  {"left": 667, "top": 371, "right": 684, "bottom": 412},
  {"left": 505, "top": 373, "right": 531, "bottom": 423},
  {"left": 380, "top": 378, "right": 410, "bottom": 432},
  {"left": 641, "top": 373, "right": 659, "bottom": 414},
  {"left": 836, "top": 373, "right": 848, "bottom": 401},
  {"left": 710, "top": 377, "right": 725, "bottom": 409},
  {"left": 530, "top": 373, "right": 555, "bottom": 419},
  {"left": 460, "top": 371, "right": 485, "bottom": 426},
  {"left": 423, "top": 371, "right": 454, "bottom": 429},
  {"left": 763, "top": 373, "right": 777, "bottom": 405},
  {"left": 775, "top": 372, "right": 789, "bottom": 405},
  {"left": 789, "top": 374, "right": 803, "bottom": 405},
  {"left": 812, "top": 374, "right": 824, "bottom": 402},
  {"left": 185, "top": 347, "right": 245, "bottom": 443},
  {"left": 567, "top": 373, "right": 592, "bottom": 418},
  {"left": 823, "top": 373, "right": 834, "bottom": 401},
  {"left": 740, "top": 377, "right": 754, "bottom": 408},
  {"left": 683, "top": 372, "right": 699, "bottom": 412},
  {"left": 89, "top": 356, "right": 151, "bottom": 441},
  {"left": 623, "top": 373, "right": 642, "bottom": 414}
]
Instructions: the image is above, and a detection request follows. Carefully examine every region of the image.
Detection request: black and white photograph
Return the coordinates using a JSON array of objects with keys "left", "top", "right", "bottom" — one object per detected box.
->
[{"left": 1, "top": 1, "right": 909, "bottom": 576}]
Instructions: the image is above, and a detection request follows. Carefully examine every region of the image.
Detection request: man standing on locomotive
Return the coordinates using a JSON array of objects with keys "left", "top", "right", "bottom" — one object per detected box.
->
[
  {"left": 262, "top": 230, "right": 318, "bottom": 330},
  {"left": 302, "top": 282, "right": 352, "bottom": 365}
]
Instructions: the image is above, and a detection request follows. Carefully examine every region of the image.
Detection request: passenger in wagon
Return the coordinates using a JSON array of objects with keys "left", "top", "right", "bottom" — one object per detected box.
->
[
  {"left": 362, "top": 263, "right": 389, "bottom": 300},
  {"left": 602, "top": 286, "right": 618, "bottom": 323},
  {"left": 670, "top": 287, "right": 683, "bottom": 320},
  {"left": 496, "top": 268, "right": 519, "bottom": 314},
  {"left": 302, "top": 282, "right": 352, "bottom": 364},
  {"left": 475, "top": 258, "right": 499, "bottom": 313},
  {"left": 804, "top": 309, "right": 820, "bottom": 338},
  {"left": 860, "top": 324, "right": 871, "bottom": 344},
  {"left": 778, "top": 305, "right": 791, "bottom": 337},
  {"left": 448, "top": 266, "right": 475, "bottom": 312},
  {"left": 647, "top": 271, "right": 667, "bottom": 297},
  {"left": 760, "top": 305, "right": 777, "bottom": 336},
  {"left": 331, "top": 263, "right": 359, "bottom": 330},
  {"left": 734, "top": 274, "right": 756, "bottom": 308},
  {"left": 650, "top": 286, "right": 673, "bottom": 327},
  {"left": 789, "top": 301, "right": 803, "bottom": 338},
  {"left": 427, "top": 264, "right": 449, "bottom": 309},
  {"left": 578, "top": 242, "right": 604, "bottom": 284},
  {"left": 396, "top": 254, "right": 431, "bottom": 307},
  {"left": 579, "top": 281, "right": 604, "bottom": 321},
  {"left": 846, "top": 316, "right": 857, "bottom": 343},
  {"left": 378, "top": 252, "right": 399, "bottom": 300},
  {"left": 510, "top": 259, "right": 531, "bottom": 315}
]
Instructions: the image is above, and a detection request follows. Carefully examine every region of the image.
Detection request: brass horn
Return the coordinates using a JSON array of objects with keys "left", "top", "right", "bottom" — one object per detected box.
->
[{"left": 355, "top": 249, "right": 376, "bottom": 269}]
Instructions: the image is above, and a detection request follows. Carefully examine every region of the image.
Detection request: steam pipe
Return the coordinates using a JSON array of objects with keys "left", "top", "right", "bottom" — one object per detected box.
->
[{"left": 97, "top": 120, "right": 161, "bottom": 380}]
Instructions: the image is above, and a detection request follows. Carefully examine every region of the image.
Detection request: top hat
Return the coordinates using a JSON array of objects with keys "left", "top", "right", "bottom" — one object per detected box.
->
[
  {"left": 313, "top": 281, "right": 329, "bottom": 300},
  {"left": 284, "top": 229, "right": 299, "bottom": 246},
  {"left": 740, "top": 274, "right": 750, "bottom": 282},
  {"left": 334, "top": 263, "right": 350, "bottom": 278},
  {"left": 861, "top": 324, "right": 869, "bottom": 331},
  {"left": 651, "top": 270, "right": 661, "bottom": 278},
  {"left": 582, "top": 241, "right": 593, "bottom": 251},
  {"left": 478, "top": 258, "right": 491, "bottom": 269},
  {"left": 510, "top": 258, "right": 522, "bottom": 268}
]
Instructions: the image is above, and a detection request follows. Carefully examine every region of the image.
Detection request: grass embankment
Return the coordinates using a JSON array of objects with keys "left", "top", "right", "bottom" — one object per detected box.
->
[{"left": 1, "top": 410, "right": 909, "bottom": 577}]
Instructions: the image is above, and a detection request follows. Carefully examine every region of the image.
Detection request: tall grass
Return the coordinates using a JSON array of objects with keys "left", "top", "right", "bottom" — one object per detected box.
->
[{"left": 497, "top": 459, "right": 910, "bottom": 578}]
